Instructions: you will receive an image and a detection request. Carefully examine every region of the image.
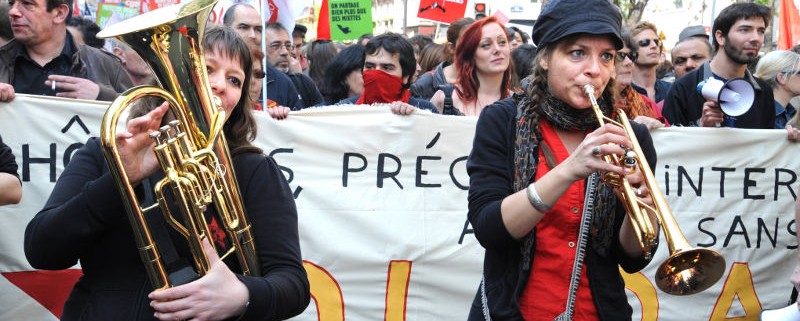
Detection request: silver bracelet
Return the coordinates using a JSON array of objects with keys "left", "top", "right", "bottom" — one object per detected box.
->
[{"left": 526, "top": 182, "right": 552, "bottom": 212}]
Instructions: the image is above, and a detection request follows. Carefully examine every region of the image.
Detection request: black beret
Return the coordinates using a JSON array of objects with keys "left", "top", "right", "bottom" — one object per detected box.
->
[{"left": 532, "top": 0, "right": 623, "bottom": 50}]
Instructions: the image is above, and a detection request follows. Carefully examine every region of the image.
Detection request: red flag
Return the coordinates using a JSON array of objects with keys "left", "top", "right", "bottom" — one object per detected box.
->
[
  {"left": 779, "top": 0, "right": 800, "bottom": 49},
  {"left": 417, "top": 0, "right": 468, "bottom": 24},
  {"left": 317, "top": 0, "right": 331, "bottom": 40},
  {"left": 3, "top": 270, "right": 83, "bottom": 318},
  {"left": 266, "top": 0, "right": 279, "bottom": 23}
]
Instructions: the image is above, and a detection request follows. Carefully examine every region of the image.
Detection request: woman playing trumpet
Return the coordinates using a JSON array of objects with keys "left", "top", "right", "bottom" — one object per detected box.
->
[{"left": 466, "top": 0, "right": 659, "bottom": 320}]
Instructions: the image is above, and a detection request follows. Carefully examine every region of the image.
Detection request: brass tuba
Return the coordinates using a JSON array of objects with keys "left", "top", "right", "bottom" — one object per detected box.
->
[
  {"left": 97, "top": 0, "right": 259, "bottom": 290},
  {"left": 583, "top": 84, "right": 725, "bottom": 295}
]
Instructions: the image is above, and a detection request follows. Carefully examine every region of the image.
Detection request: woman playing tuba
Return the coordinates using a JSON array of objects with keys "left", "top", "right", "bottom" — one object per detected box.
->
[{"left": 24, "top": 25, "right": 310, "bottom": 321}]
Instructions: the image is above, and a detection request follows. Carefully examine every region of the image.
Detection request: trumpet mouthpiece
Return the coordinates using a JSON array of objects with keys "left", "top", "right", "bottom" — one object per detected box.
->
[{"left": 583, "top": 84, "right": 595, "bottom": 95}]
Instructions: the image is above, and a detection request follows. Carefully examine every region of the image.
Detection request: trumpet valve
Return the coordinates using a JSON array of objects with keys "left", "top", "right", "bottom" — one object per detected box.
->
[
  {"left": 623, "top": 150, "right": 637, "bottom": 168},
  {"left": 602, "top": 172, "right": 623, "bottom": 187}
]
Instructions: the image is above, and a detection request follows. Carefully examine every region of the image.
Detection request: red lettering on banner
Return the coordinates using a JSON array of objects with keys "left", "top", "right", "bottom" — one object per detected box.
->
[{"left": 3, "top": 269, "right": 83, "bottom": 318}]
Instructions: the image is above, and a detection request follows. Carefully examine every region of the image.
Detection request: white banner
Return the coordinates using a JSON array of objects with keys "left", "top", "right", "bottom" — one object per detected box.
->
[{"left": 0, "top": 95, "right": 797, "bottom": 321}]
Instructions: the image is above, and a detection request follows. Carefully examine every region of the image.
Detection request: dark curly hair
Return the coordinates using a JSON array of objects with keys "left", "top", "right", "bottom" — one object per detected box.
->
[{"left": 319, "top": 45, "right": 365, "bottom": 104}]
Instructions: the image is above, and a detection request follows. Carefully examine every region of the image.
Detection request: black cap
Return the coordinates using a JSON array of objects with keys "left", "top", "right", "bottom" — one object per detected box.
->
[
  {"left": 293, "top": 24, "right": 308, "bottom": 34},
  {"left": 532, "top": 0, "right": 623, "bottom": 50}
]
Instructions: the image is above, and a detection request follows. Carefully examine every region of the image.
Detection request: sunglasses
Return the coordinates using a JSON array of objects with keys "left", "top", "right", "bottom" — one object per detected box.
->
[
  {"left": 637, "top": 38, "right": 661, "bottom": 48},
  {"left": 616, "top": 51, "right": 638, "bottom": 62},
  {"left": 253, "top": 70, "right": 266, "bottom": 79}
]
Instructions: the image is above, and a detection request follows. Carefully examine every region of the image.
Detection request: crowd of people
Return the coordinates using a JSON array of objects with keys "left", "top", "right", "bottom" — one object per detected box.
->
[{"left": 1, "top": 0, "right": 800, "bottom": 319}]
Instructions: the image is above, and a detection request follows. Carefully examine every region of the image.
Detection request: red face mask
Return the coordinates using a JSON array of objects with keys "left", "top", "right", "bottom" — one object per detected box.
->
[{"left": 355, "top": 69, "right": 411, "bottom": 105}]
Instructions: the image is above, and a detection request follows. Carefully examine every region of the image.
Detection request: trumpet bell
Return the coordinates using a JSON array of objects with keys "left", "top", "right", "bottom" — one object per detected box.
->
[
  {"left": 583, "top": 84, "right": 725, "bottom": 296},
  {"left": 656, "top": 248, "right": 726, "bottom": 295}
]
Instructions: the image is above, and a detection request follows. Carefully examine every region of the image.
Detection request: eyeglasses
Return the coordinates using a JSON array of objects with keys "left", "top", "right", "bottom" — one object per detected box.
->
[
  {"left": 268, "top": 42, "right": 292, "bottom": 52},
  {"left": 637, "top": 38, "right": 661, "bottom": 48},
  {"left": 253, "top": 70, "right": 266, "bottom": 79},
  {"left": 616, "top": 51, "right": 638, "bottom": 62}
]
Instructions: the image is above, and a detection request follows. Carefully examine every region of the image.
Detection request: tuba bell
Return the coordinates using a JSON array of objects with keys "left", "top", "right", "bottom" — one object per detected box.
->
[
  {"left": 97, "top": 0, "right": 259, "bottom": 290},
  {"left": 583, "top": 84, "right": 726, "bottom": 295}
]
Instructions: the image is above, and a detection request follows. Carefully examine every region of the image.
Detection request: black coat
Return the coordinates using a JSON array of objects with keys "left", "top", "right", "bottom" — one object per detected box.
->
[
  {"left": 466, "top": 98, "right": 655, "bottom": 321},
  {"left": 661, "top": 62, "right": 775, "bottom": 128},
  {"left": 24, "top": 138, "right": 310, "bottom": 320}
]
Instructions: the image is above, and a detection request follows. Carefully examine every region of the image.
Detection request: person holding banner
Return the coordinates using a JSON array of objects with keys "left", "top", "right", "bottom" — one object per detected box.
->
[
  {"left": 466, "top": 0, "right": 658, "bottom": 320},
  {"left": 661, "top": 2, "right": 774, "bottom": 128},
  {"left": 24, "top": 26, "right": 310, "bottom": 321},
  {"left": 1, "top": 0, "right": 132, "bottom": 102},
  {"left": 0, "top": 134, "right": 21, "bottom": 205},
  {"left": 339, "top": 33, "right": 438, "bottom": 115},
  {"left": 429, "top": 16, "right": 513, "bottom": 116}
]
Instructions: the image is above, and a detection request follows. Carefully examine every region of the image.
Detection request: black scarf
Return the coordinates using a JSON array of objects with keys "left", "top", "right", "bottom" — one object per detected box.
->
[{"left": 513, "top": 91, "right": 619, "bottom": 273}]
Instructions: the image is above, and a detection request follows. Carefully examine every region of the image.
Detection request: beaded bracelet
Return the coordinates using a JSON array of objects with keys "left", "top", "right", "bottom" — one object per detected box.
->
[{"left": 526, "top": 182, "right": 553, "bottom": 212}]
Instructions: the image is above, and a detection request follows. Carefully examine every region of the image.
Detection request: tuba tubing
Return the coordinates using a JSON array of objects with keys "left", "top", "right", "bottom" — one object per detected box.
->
[
  {"left": 98, "top": 0, "right": 259, "bottom": 290},
  {"left": 583, "top": 84, "right": 726, "bottom": 295}
]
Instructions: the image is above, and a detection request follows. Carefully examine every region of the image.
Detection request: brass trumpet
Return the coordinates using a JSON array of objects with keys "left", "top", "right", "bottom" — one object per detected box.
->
[
  {"left": 583, "top": 84, "right": 725, "bottom": 295},
  {"left": 97, "top": 0, "right": 259, "bottom": 290}
]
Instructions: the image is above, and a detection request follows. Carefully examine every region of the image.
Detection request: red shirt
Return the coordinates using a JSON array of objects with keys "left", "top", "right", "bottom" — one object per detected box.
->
[{"left": 519, "top": 120, "right": 599, "bottom": 321}]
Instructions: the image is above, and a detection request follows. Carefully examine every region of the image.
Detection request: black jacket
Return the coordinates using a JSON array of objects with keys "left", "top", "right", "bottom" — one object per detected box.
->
[
  {"left": 266, "top": 65, "right": 303, "bottom": 110},
  {"left": 661, "top": 62, "right": 775, "bottom": 128},
  {"left": 287, "top": 72, "right": 324, "bottom": 108},
  {"left": 0, "top": 36, "right": 133, "bottom": 101},
  {"left": 466, "top": 98, "right": 655, "bottom": 321},
  {"left": 0, "top": 135, "right": 19, "bottom": 180},
  {"left": 410, "top": 61, "right": 451, "bottom": 100},
  {"left": 24, "top": 138, "right": 310, "bottom": 320}
]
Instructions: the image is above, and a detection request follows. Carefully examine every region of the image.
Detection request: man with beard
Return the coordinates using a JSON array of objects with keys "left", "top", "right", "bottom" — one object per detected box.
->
[
  {"left": 264, "top": 22, "right": 323, "bottom": 108},
  {"left": 662, "top": 3, "right": 774, "bottom": 128}
]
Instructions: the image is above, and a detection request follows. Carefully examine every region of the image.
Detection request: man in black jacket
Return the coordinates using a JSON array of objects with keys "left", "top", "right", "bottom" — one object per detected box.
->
[
  {"left": 662, "top": 2, "right": 774, "bottom": 128},
  {"left": 264, "top": 22, "right": 323, "bottom": 108},
  {"left": 0, "top": 0, "right": 132, "bottom": 102},
  {"left": 223, "top": 6, "right": 303, "bottom": 111}
]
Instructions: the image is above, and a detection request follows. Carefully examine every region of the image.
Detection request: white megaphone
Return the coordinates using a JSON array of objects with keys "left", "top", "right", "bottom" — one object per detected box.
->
[
  {"left": 697, "top": 77, "right": 756, "bottom": 117},
  {"left": 761, "top": 305, "right": 800, "bottom": 321}
]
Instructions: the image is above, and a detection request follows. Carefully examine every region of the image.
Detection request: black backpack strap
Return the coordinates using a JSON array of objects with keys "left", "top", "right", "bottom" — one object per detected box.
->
[
  {"left": 142, "top": 177, "right": 199, "bottom": 286},
  {"left": 438, "top": 84, "right": 462, "bottom": 115}
]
